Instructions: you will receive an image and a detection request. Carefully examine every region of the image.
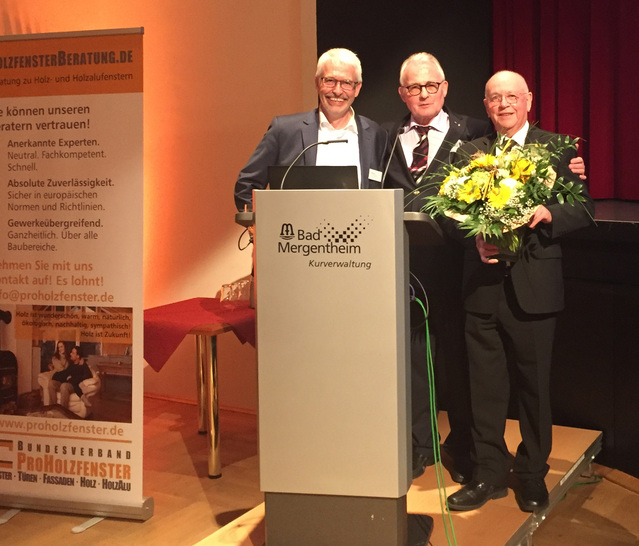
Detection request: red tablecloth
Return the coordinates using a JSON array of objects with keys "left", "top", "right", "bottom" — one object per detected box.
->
[{"left": 144, "top": 298, "right": 255, "bottom": 372}]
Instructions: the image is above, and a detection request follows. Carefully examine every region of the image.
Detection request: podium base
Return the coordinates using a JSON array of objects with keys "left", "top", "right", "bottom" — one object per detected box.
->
[{"left": 264, "top": 492, "right": 431, "bottom": 546}]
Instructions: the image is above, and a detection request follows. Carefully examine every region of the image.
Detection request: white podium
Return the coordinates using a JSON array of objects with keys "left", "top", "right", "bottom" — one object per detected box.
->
[{"left": 254, "top": 189, "right": 424, "bottom": 545}]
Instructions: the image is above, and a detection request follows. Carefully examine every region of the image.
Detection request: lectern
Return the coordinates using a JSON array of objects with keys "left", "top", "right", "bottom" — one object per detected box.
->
[{"left": 254, "top": 188, "right": 424, "bottom": 545}]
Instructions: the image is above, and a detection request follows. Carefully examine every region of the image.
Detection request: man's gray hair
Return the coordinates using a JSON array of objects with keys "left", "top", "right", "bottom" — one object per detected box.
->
[
  {"left": 399, "top": 52, "right": 446, "bottom": 85},
  {"left": 316, "top": 48, "right": 363, "bottom": 82}
]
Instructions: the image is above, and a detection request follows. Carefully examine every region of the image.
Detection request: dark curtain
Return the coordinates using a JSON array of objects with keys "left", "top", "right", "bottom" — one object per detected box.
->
[{"left": 492, "top": 0, "right": 639, "bottom": 199}]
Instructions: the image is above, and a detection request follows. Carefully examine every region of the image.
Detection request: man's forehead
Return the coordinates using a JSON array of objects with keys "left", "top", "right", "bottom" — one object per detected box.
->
[
  {"left": 487, "top": 76, "right": 527, "bottom": 94},
  {"left": 322, "top": 61, "right": 357, "bottom": 77},
  {"left": 404, "top": 62, "right": 441, "bottom": 82}
]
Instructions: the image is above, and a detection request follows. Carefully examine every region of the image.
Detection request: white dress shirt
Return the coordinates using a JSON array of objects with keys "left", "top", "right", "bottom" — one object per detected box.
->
[
  {"left": 316, "top": 108, "right": 361, "bottom": 186},
  {"left": 498, "top": 121, "right": 530, "bottom": 152},
  {"left": 399, "top": 108, "right": 450, "bottom": 170}
]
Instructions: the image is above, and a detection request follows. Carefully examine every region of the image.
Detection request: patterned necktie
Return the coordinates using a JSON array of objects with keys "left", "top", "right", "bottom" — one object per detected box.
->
[
  {"left": 410, "top": 126, "right": 432, "bottom": 180},
  {"left": 497, "top": 134, "right": 516, "bottom": 153}
]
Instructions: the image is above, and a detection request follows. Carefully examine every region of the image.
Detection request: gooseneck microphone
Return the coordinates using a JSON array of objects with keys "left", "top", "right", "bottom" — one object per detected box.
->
[
  {"left": 381, "top": 125, "right": 408, "bottom": 188},
  {"left": 279, "top": 139, "right": 348, "bottom": 190}
]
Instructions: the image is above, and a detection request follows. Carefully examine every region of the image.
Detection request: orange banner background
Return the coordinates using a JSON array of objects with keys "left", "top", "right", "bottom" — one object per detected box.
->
[{"left": 0, "top": 31, "right": 142, "bottom": 97}]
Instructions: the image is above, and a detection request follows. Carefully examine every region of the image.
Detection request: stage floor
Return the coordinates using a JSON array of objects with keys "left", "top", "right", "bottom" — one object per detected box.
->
[{"left": 202, "top": 413, "right": 602, "bottom": 546}]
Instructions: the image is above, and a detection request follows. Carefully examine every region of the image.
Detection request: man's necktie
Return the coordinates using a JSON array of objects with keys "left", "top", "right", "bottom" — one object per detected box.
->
[
  {"left": 497, "top": 134, "right": 517, "bottom": 153},
  {"left": 410, "top": 126, "right": 431, "bottom": 180}
]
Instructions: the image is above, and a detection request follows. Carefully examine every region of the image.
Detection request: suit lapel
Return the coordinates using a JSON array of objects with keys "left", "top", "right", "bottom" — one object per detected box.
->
[
  {"left": 427, "top": 111, "right": 467, "bottom": 175},
  {"left": 524, "top": 125, "right": 549, "bottom": 145},
  {"left": 356, "top": 114, "right": 372, "bottom": 188},
  {"left": 391, "top": 114, "right": 413, "bottom": 187},
  {"left": 300, "top": 110, "right": 320, "bottom": 165},
  {"left": 476, "top": 134, "right": 497, "bottom": 153}
]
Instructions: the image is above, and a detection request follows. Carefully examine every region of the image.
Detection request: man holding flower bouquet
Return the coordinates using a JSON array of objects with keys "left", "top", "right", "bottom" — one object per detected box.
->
[{"left": 443, "top": 71, "right": 595, "bottom": 513}]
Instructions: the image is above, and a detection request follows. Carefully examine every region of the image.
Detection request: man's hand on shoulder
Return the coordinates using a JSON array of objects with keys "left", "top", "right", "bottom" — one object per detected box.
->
[{"left": 568, "top": 155, "right": 586, "bottom": 180}]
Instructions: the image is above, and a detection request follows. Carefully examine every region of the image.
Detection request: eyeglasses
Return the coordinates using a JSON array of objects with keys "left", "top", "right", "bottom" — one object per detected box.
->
[
  {"left": 320, "top": 77, "right": 360, "bottom": 91},
  {"left": 486, "top": 92, "right": 528, "bottom": 105},
  {"left": 403, "top": 81, "right": 445, "bottom": 96}
]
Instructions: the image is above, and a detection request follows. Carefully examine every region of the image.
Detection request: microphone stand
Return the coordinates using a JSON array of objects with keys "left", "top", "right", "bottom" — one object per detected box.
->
[
  {"left": 235, "top": 139, "right": 348, "bottom": 228},
  {"left": 279, "top": 139, "right": 348, "bottom": 190},
  {"left": 380, "top": 125, "right": 407, "bottom": 189}
]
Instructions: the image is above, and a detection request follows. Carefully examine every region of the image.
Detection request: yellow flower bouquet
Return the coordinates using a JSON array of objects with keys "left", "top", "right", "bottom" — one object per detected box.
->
[{"left": 422, "top": 136, "right": 587, "bottom": 253}]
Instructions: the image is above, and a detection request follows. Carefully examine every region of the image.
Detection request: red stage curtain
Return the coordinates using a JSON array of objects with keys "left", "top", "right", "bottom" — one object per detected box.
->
[{"left": 492, "top": 0, "right": 639, "bottom": 199}]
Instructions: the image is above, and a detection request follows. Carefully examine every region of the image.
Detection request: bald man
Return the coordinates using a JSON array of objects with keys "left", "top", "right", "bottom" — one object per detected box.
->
[{"left": 446, "top": 71, "right": 594, "bottom": 513}]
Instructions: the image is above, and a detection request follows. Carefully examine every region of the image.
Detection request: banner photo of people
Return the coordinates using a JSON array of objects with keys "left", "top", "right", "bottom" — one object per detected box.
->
[{"left": 0, "top": 29, "right": 149, "bottom": 518}]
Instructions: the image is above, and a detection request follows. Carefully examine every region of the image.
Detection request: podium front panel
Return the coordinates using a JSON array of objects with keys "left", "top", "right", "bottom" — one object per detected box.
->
[{"left": 254, "top": 189, "right": 410, "bottom": 499}]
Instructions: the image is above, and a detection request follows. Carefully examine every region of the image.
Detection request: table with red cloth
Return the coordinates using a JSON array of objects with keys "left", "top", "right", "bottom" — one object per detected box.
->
[{"left": 144, "top": 297, "right": 255, "bottom": 477}]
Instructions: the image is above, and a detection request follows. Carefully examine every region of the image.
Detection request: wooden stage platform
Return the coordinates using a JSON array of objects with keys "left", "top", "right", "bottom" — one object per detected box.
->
[{"left": 201, "top": 414, "right": 602, "bottom": 546}]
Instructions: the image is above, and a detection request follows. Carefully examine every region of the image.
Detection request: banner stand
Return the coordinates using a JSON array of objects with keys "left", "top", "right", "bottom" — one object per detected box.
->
[
  {"left": 0, "top": 28, "right": 149, "bottom": 522},
  {"left": 0, "top": 508, "right": 20, "bottom": 525},
  {"left": 0, "top": 494, "right": 153, "bottom": 522}
]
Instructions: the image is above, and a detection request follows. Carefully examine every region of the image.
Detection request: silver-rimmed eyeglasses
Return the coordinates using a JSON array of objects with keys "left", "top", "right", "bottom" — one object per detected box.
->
[
  {"left": 486, "top": 92, "right": 528, "bottom": 105},
  {"left": 320, "top": 77, "right": 360, "bottom": 91}
]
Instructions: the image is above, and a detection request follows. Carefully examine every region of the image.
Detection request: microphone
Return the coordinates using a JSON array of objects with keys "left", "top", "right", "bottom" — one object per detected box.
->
[
  {"left": 279, "top": 139, "right": 348, "bottom": 190},
  {"left": 381, "top": 125, "right": 408, "bottom": 188}
]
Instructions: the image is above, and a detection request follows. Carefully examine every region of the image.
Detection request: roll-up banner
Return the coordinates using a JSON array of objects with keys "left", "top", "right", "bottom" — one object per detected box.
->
[{"left": 0, "top": 28, "right": 151, "bottom": 520}]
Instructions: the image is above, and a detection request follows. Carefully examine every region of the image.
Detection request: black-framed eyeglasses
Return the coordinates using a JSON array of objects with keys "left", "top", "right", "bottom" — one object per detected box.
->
[
  {"left": 486, "top": 92, "right": 528, "bottom": 105},
  {"left": 320, "top": 77, "right": 360, "bottom": 91},
  {"left": 403, "top": 81, "right": 445, "bottom": 96}
]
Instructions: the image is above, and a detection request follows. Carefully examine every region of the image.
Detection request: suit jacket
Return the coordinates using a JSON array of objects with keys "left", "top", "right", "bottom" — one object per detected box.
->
[
  {"left": 382, "top": 108, "right": 493, "bottom": 296},
  {"left": 384, "top": 108, "right": 493, "bottom": 212},
  {"left": 458, "top": 126, "right": 595, "bottom": 315},
  {"left": 234, "top": 109, "right": 389, "bottom": 210}
]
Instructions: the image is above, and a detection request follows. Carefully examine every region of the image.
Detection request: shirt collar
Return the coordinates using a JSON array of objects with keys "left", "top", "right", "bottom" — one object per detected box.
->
[
  {"left": 506, "top": 121, "right": 530, "bottom": 147},
  {"left": 319, "top": 108, "right": 358, "bottom": 134},
  {"left": 407, "top": 108, "right": 448, "bottom": 133}
]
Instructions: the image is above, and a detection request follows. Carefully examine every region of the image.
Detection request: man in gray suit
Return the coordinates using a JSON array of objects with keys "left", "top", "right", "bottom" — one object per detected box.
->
[{"left": 234, "top": 48, "right": 388, "bottom": 210}]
